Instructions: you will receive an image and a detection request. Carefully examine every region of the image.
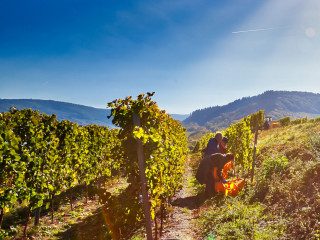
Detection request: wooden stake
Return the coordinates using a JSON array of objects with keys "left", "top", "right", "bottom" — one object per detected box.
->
[
  {"left": 34, "top": 207, "right": 40, "bottom": 226},
  {"left": 70, "top": 188, "right": 73, "bottom": 211},
  {"left": 233, "top": 144, "right": 237, "bottom": 177},
  {"left": 51, "top": 195, "right": 55, "bottom": 224},
  {"left": 251, "top": 124, "right": 259, "bottom": 183},
  {"left": 23, "top": 207, "right": 31, "bottom": 240},
  {"left": 0, "top": 208, "right": 4, "bottom": 229},
  {"left": 160, "top": 204, "right": 164, "bottom": 237},
  {"left": 133, "top": 113, "right": 153, "bottom": 240},
  {"left": 85, "top": 183, "right": 88, "bottom": 204},
  {"left": 154, "top": 216, "right": 158, "bottom": 240}
]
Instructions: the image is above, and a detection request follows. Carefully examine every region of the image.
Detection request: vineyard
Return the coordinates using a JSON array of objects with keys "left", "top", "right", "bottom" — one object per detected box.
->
[
  {"left": 0, "top": 107, "right": 122, "bottom": 239},
  {"left": 0, "top": 93, "right": 188, "bottom": 239},
  {"left": 1, "top": 94, "right": 320, "bottom": 239},
  {"left": 193, "top": 113, "right": 320, "bottom": 239}
]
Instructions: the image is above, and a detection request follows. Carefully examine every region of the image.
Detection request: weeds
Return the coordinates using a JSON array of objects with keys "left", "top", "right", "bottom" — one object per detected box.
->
[
  {"left": 197, "top": 121, "right": 320, "bottom": 239},
  {"left": 261, "top": 155, "right": 289, "bottom": 179},
  {"left": 198, "top": 198, "right": 286, "bottom": 239}
]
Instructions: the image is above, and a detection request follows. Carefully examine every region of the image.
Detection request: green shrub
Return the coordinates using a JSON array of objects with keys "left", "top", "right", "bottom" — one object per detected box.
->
[
  {"left": 278, "top": 117, "right": 290, "bottom": 127},
  {"left": 193, "top": 141, "right": 201, "bottom": 153},
  {"left": 291, "top": 117, "right": 307, "bottom": 125},
  {"left": 247, "top": 179, "right": 270, "bottom": 203},
  {"left": 301, "top": 117, "right": 308, "bottom": 124},
  {"left": 291, "top": 118, "right": 302, "bottom": 125},
  {"left": 262, "top": 156, "right": 290, "bottom": 179},
  {"left": 305, "top": 133, "right": 320, "bottom": 154}
]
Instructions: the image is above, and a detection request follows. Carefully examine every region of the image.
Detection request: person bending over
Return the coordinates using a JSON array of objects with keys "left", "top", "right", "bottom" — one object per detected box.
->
[{"left": 196, "top": 153, "right": 234, "bottom": 195}]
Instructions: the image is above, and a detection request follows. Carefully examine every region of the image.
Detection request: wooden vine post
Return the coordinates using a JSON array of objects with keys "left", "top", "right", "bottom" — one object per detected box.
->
[
  {"left": 34, "top": 207, "right": 40, "bottom": 226},
  {"left": 251, "top": 123, "right": 259, "bottom": 183},
  {"left": 233, "top": 144, "right": 236, "bottom": 176},
  {"left": 133, "top": 114, "right": 153, "bottom": 240}
]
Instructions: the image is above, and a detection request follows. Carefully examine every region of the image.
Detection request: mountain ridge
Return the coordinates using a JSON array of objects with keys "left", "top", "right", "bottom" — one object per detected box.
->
[
  {"left": 0, "top": 98, "right": 189, "bottom": 126},
  {"left": 183, "top": 90, "right": 320, "bottom": 131},
  {"left": 0, "top": 99, "right": 113, "bottom": 126}
]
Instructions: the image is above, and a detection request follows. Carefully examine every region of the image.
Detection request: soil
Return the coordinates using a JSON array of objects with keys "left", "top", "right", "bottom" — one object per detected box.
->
[{"left": 160, "top": 157, "right": 205, "bottom": 240}]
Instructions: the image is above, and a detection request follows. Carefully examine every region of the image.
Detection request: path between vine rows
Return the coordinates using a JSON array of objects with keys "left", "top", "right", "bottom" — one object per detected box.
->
[{"left": 160, "top": 155, "right": 204, "bottom": 240}]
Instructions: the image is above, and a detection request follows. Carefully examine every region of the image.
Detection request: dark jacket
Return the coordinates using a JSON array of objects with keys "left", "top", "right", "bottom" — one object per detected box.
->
[
  {"left": 196, "top": 153, "right": 229, "bottom": 185},
  {"left": 205, "top": 138, "right": 219, "bottom": 156}
]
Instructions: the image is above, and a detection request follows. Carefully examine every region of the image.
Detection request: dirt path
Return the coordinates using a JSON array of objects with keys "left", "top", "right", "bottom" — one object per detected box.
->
[{"left": 160, "top": 156, "right": 205, "bottom": 240}]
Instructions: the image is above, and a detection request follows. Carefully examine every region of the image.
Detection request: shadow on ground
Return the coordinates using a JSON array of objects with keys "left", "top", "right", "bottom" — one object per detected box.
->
[
  {"left": 171, "top": 193, "right": 207, "bottom": 210},
  {"left": 56, "top": 185, "right": 143, "bottom": 240},
  {"left": 57, "top": 208, "right": 111, "bottom": 240}
]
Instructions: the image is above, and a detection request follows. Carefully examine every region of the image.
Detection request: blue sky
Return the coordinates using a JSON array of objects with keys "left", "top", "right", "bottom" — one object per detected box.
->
[{"left": 1, "top": 0, "right": 320, "bottom": 114}]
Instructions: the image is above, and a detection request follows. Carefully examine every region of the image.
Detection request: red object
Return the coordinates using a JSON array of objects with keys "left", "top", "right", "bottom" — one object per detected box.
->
[
  {"left": 224, "top": 179, "right": 246, "bottom": 197},
  {"left": 219, "top": 142, "right": 227, "bottom": 154},
  {"left": 213, "top": 164, "right": 246, "bottom": 197},
  {"left": 213, "top": 167, "right": 225, "bottom": 193},
  {"left": 222, "top": 160, "right": 233, "bottom": 179}
]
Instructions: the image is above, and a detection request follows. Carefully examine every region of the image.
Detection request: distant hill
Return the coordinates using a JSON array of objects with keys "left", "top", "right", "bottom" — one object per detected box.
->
[
  {"left": 171, "top": 114, "right": 189, "bottom": 122},
  {"left": 0, "top": 99, "right": 113, "bottom": 126},
  {"left": 0, "top": 99, "right": 189, "bottom": 126},
  {"left": 183, "top": 90, "right": 320, "bottom": 132}
]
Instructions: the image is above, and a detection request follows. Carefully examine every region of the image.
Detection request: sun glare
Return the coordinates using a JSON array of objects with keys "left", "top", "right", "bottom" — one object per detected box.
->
[{"left": 305, "top": 27, "right": 316, "bottom": 38}]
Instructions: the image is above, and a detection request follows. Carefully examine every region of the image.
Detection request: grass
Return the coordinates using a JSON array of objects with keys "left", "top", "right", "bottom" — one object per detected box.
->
[
  {"left": 3, "top": 121, "right": 320, "bottom": 239},
  {"left": 198, "top": 197, "right": 287, "bottom": 239},
  {"left": 187, "top": 153, "right": 206, "bottom": 195},
  {"left": 196, "top": 121, "right": 320, "bottom": 239}
]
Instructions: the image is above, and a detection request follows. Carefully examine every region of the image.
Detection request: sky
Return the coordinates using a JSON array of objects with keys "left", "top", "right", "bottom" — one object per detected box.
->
[{"left": 1, "top": 0, "right": 320, "bottom": 114}]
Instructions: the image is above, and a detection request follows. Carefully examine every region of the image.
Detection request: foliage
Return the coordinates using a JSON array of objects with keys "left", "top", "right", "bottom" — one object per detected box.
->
[
  {"left": 192, "top": 133, "right": 214, "bottom": 153},
  {"left": 193, "top": 111, "right": 264, "bottom": 172},
  {"left": 278, "top": 117, "right": 290, "bottom": 127},
  {"left": 107, "top": 92, "right": 188, "bottom": 220},
  {"left": 0, "top": 107, "right": 121, "bottom": 234},
  {"left": 224, "top": 116, "right": 253, "bottom": 172},
  {"left": 291, "top": 117, "right": 308, "bottom": 125},
  {"left": 261, "top": 156, "right": 289, "bottom": 179},
  {"left": 244, "top": 110, "right": 265, "bottom": 130},
  {"left": 250, "top": 121, "right": 320, "bottom": 238},
  {"left": 198, "top": 198, "right": 287, "bottom": 240},
  {"left": 308, "top": 116, "right": 320, "bottom": 123}
]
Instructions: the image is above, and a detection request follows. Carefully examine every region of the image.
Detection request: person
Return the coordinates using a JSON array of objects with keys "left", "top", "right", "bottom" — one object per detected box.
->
[
  {"left": 204, "top": 132, "right": 223, "bottom": 157},
  {"left": 196, "top": 153, "right": 234, "bottom": 195},
  {"left": 219, "top": 137, "right": 233, "bottom": 179},
  {"left": 219, "top": 137, "right": 228, "bottom": 154}
]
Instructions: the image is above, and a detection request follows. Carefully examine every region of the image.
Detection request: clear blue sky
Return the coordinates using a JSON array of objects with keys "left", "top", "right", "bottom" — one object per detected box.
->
[{"left": 1, "top": 0, "right": 320, "bottom": 114}]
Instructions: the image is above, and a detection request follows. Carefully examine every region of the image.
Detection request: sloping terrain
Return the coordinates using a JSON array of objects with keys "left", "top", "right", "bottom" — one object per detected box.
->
[
  {"left": 0, "top": 99, "right": 113, "bottom": 126},
  {"left": 0, "top": 99, "right": 189, "bottom": 126},
  {"left": 183, "top": 90, "right": 320, "bottom": 131},
  {"left": 196, "top": 119, "right": 320, "bottom": 239}
]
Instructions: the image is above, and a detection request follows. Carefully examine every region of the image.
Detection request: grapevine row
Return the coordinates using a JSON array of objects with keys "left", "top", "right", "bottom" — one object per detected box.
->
[
  {"left": 194, "top": 110, "right": 265, "bottom": 173},
  {"left": 2, "top": 93, "right": 189, "bottom": 238},
  {"left": 107, "top": 92, "right": 189, "bottom": 231},
  {"left": 0, "top": 108, "right": 121, "bottom": 236}
]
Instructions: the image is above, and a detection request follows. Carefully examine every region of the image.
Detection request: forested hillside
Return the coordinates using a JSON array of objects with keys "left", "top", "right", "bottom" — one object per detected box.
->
[
  {"left": 0, "top": 99, "right": 113, "bottom": 126},
  {"left": 0, "top": 99, "right": 189, "bottom": 126},
  {"left": 183, "top": 90, "right": 320, "bottom": 131}
]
